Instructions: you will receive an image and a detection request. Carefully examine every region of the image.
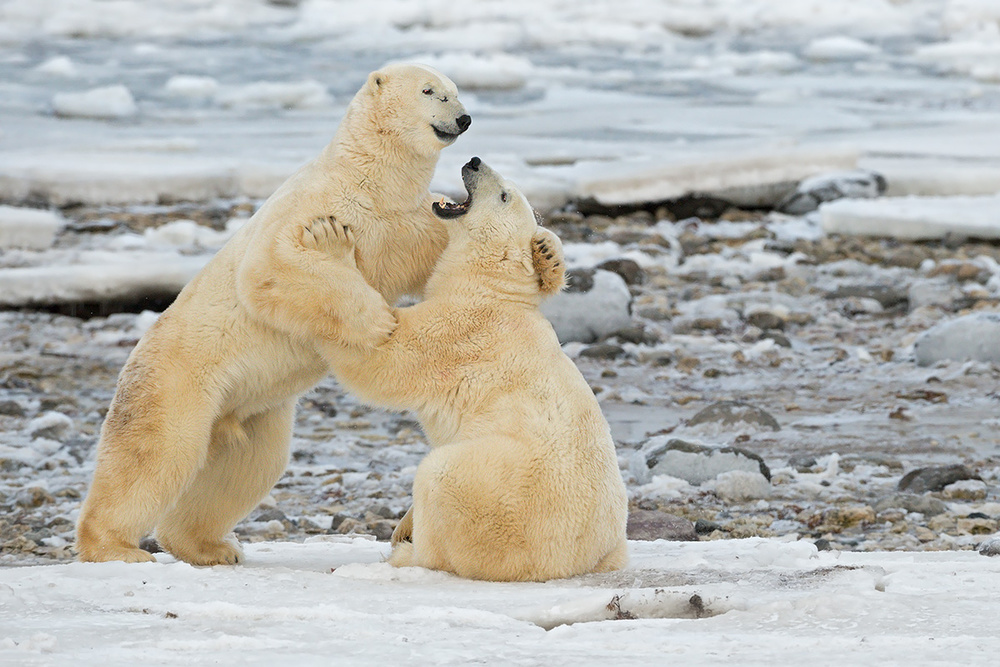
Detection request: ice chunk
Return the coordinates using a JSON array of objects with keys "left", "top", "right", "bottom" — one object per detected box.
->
[
  {"left": 821, "top": 194, "right": 1000, "bottom": 240},
  {"left": 52, "top": 85, "right": 137, "bottom": 119},
  {"left": 0, "top": 205, "right": 64, "bottom": 250},
  {"left": 577, "top": 145, "right": 858, "bottom": 206},
  {"left": 804, "top": 36, "right": 880, "bottom": 61},
  {"left": 913, "top": 312, "right": 1000, "bottom": 366}
]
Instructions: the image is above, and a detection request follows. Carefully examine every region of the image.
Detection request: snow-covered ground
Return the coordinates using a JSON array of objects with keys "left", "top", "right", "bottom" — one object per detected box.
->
[
  {"left": 3, "top": 537, "right": 1000, "bottom": 665},
  {"left": 3, "top": 1, "right": 1000, "bottom": 664}
]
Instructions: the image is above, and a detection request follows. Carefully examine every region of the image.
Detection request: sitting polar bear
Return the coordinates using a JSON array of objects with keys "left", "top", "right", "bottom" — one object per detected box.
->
[
  {"left": 75, "top": 64, "right": 476, "bottom": 565},
  {"left": 322, "top": 158, "right": 629, "bottom": 582}
]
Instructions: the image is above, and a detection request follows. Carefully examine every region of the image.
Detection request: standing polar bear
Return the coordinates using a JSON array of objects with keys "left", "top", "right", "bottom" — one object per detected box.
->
[
  {"left": 75, "top": 64, "right": 475, "bottom": 565},
  {"left": 323, "top": 158, "right": 629, "bottom": 582}
]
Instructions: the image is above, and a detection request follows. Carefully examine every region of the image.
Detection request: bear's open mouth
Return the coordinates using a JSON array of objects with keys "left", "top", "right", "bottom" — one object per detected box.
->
[
  {"left": 432, "top": 193, "right": 471, "bottom": 219},
  {"left": 432, "top": 125, "right": 460, "bottom": 143}
]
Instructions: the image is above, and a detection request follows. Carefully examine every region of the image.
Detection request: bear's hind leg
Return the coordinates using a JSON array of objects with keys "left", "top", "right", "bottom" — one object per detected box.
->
[
  {"left": 155, "top": 403, "right": 295, "bottom": 566},
  {"left": 76, "top": 394, "right": 216, "bottom": 563}
]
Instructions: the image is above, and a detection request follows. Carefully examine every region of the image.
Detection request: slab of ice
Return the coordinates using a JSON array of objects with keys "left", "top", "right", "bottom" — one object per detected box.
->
[
  {"left": 820, "top": 194, "right": 1000, "bottom": 240},
  {"left": 0, "top": 206, "right": 64, "bottom": 250},
  {"left": 576, "top": 144, "right": 858, "bottom": 206},
  {"left": 0, "top": 254, "right": 208, "bottom": 307}
]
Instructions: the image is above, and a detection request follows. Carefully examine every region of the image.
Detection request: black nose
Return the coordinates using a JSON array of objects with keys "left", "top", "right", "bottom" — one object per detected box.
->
[
  {"left": 456, "top": 114, "right": 472, "bottom": 133},
  {"left": 467, "top": 157, "right": 481, "bottom": 171}
]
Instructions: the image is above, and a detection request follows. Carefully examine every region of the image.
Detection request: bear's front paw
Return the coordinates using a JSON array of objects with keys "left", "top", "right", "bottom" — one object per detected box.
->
[
  {"left": 302, "top": 216, "right": 357, "bottom": 265},
  {"left": 531, "top": 229, "right": 566, "bottom": 295},
  {"left": 342, "top": 300, "right": 398, "bottom": 349}
]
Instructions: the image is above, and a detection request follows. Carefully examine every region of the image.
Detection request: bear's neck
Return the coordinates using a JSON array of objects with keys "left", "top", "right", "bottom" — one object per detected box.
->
[
  {"left": 426, "top": 246, "right": 540, "bottom": 308},
  {"left": 321, "top": 105, "right": 437, "bottom": 209}
]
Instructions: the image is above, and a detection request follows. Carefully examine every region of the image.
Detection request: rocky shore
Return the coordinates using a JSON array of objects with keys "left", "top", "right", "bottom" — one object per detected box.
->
[{"left": 2, "top": 199, "right": 999, "bottom": 565}]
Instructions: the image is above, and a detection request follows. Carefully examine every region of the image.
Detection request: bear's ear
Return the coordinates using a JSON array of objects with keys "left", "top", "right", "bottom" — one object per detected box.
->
[{"left": 367, "top": 70, "right": 387, "bottom": 93}]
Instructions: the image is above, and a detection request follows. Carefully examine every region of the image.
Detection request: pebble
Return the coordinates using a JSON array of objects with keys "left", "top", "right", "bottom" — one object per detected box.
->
[
  {"left": 686, "top": 400, "right": 780, "bottom": 432},
  {"left": 873, "top": 493, "right": 949, "bottom": 517},
  {"left": 626, "top": 510, "right": 698, "bottom": 541},
  {"left": 979, "top": 535, "right": 1000, "bottom": 557}
]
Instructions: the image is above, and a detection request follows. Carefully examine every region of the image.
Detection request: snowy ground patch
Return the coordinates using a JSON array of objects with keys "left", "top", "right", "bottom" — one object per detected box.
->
[{"left": 2, "top": 538, "right": 999, "bottom": 665}]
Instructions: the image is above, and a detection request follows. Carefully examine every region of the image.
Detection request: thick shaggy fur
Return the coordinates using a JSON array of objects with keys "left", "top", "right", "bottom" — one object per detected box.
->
[
  {"left": 75, "top": 64, "right": 473, "bottom": 565},
  {"left": 325, "top": 160, "right": 629, "bottom": 581}
]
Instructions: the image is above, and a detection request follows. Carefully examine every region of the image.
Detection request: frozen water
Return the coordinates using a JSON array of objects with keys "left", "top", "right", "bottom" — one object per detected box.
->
[
  {"left": 821, "top": 194, "right": 1000, "bottom": 240},
  {"left": 913, "top": 312, "right": 1000, "bottom": 366},
  {"left": 0, "top": 205, "right": 64, "bottom": 250}
]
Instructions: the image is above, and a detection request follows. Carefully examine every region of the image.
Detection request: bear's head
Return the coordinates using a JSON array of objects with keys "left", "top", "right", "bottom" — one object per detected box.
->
[
  {"left": 430, "top": 158, "right": 557, "bottom": 301},
  {"left": 362, "top": 63, "right": 471, "bottom": 156}
]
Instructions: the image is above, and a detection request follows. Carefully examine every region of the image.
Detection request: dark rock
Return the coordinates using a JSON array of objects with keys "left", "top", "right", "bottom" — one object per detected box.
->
[
  {"left": 564, "top": 268, "right": 596, "bottom": 293},
  {"left": 746, "top": 311, "right": 785, "bottom": 331},
  {"left": 761, "top": 331, "right": 792, "bottom": 348},
  {"left": 139, "top": 536, "right": 162, "bottom": 554},
  {"left": 580, "top": 343, "right": 626, "bottom": 360},
  {"left": 608, "top": 325, "right": 659, "bottom": 345},
  {"left": 814, "top": 538, "right": 832, "bottom": 551},
  {"left": 596, "top": 258, "right": 646, "bottom": 286},
  {"left": 826, "top": 285, "right": 908, "bottom": 310},
  {"left": 897, "top": 464, "right": 979, "bottom": 494},
  {"left": 369, "top": 520, "right": 395, "bottom": 542},
  {"left": 789, "top": 454, "right": 818, "bottom": 471},
  {"left": 374, "top": 505, "right": 396, "bottom": 519},
  {"left": 694, "top": 519, "right": 721, "bottom": 535},
  {"left": 885, "top": 246, "right": 929, "bottom": 270},
  {"left": 979, "top": 536, "right": 1000, "bottom": 557},
  {"left": 329, "top": 513, "right": 349, "bottom": 531},
  {"left": 626, "top": 510, "right": 698, "bottom": 541},
  {"left": 253, "top": 508, "right": 289, "bottom": 523},
  {"left": 687, "top": 400, "right": 780, "bottom": 432},
  {"left": 874, "top": 493, "right": 949, "bottom": 517},
  {"left": 0, "top": 400, "right": 25, "bottom": 417}
]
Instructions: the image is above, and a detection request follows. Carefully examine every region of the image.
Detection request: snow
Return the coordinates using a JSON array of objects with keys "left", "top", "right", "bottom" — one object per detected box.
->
[
  {"left": 2, "top": 537, "right": 999, "bottom": 665},
  {"left": 821, "top": 194, "right": 1000, "bottom": 240}
]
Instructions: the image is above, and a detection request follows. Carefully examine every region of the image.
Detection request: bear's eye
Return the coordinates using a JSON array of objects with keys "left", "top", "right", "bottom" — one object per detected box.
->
[
  {"left": 422, "top": 88, "right": 433, "bottom": 96},
  {"left": 500, "top": 191, "right": 508, "bottom": 203}
]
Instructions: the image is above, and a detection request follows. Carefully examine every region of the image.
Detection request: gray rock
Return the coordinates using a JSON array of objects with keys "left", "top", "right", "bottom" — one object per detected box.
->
[
  {"left": 826, "top": 285, "right": 908, "bottom": 310},
  {"left": 644, "top": 437, "right": 771, "bottom": 484},
  {"left": 253, "top": 508, "right": 288, "bottom": 523},
  {"left": 898, "top": 464, "right": 978, "bottom": 493},
  {"left": 777, "top": 169, "right": 886, "bottom": 215},
  {"left": 0, "top": 400, "right": 25, "bottom": 417},
  {"left": 746, "top": 310, "right": 785, "bottom": 331},
  {"left": 596, "top": 258, "right": 646, "bottom": 285},
  {"left": 908, "top": 278, "right": 962, "bottom": 312},
  {"left": 626, "top": 510, "right": 697, "bottom": 541},
  {"left": 914, "top": 312, "right": 1000, "bottom": 366},
  {"left": 540, "top": 269, "right": 632, "bottom": 344},
  {"left": 579, "top": 343, "right": 625, "bottom": 360},
  {"left": 687, "top": 400, "right": 780, "bottom": 432},
  {"left": 874, "top": 493, "right": 949, "bottom": 517},
  {"left": 979, "top": 534, "right": 1000, "bottom": 557},
  {"left": 694, "top": 519, "right": 721, "bottom": 535}
]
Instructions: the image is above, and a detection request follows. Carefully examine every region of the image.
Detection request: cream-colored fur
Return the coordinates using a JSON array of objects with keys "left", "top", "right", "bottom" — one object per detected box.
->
[
  {"left": 75, "top": 64, "right": 474, "bottom": 565},
  {"left": 324, "top": 159, "right": 629, "bottom": 582}
]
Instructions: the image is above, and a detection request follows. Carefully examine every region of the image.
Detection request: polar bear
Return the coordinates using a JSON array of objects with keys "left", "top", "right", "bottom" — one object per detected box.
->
[
  {"left": 75, "top": 64, "right": 477, "bottom": 565},
  {"left": 319, "top": 158, "right": 629, "bottom": 582}
]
